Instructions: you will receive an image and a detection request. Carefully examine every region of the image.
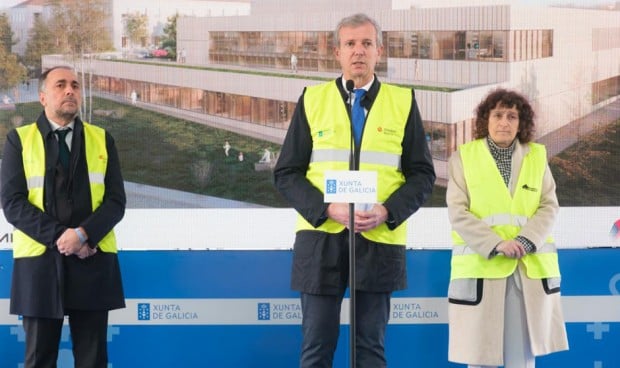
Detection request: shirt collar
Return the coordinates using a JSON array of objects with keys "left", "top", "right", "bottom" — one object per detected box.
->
[
  {"left": 487, "top": 136, "right": 516, "bottom": 158},
  {"left": 340, "top": 76, "right": 374, "bottom": 92},
  {"left": 48, "top": 119, "right": 75, "bottom": 132}
]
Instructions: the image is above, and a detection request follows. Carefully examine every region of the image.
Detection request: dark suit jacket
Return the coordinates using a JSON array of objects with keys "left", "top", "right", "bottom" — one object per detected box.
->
[{"left": 1, "top": 112, "right": 126, "bottom": 318}]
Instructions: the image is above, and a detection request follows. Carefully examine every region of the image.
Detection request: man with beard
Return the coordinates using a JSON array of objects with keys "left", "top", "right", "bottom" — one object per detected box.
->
[{"left": 1, "top": 66, "right": 126, "bottom": 368}]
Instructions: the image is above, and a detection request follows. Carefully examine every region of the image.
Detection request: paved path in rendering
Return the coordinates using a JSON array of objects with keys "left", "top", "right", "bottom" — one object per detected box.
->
[
  {"left": 539, "top": 99, "right": 620, "bottom": 157},
  {"left": 6, "top": 77, "right": 618, "bottom": 207}
]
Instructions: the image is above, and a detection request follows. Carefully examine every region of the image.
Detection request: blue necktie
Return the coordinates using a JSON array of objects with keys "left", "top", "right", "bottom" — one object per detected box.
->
[
  {"left": 55, "top": 128, "right": 71, "bottom": 170},
  {"left": 352, "top": 89, "right": 366, "bottom": 145}
]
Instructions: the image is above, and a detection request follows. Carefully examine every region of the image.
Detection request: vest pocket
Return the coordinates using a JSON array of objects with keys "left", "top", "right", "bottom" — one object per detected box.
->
[
  {"left": 448, "top": 278, "right": 483, "bottom": 305},
  {"left": 542, "top": 276, "right": 561, "bottom": 294}
]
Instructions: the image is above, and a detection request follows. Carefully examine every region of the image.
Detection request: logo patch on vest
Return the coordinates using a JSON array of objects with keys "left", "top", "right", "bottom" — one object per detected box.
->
[
  {"left": 316, "top": 129, "right": 334, "bottom": 139},
  {"left": 380, "top": 126, "right": 400, "bottom": 136}
]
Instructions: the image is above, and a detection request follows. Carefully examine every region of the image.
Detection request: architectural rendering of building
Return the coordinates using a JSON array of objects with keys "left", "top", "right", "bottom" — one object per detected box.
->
[
  {"left": 7, "top": 0, "right": 250, "bottom": 56},
  {"left": 42, "top": 0, "right": 620, "bottom": 182}
]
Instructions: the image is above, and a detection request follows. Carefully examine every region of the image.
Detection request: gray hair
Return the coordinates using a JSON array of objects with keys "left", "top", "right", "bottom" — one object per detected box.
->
[
  {"left": 333, "top": 13, "right": 383, "bottom": 48},
  {"left": 39, "top": 66, "right": 75, "bottom": 93}
]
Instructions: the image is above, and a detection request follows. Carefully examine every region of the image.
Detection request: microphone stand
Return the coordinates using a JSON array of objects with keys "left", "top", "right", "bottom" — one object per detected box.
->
[{"left": 345, "top": 79, "right": 356, "bottom": 368}]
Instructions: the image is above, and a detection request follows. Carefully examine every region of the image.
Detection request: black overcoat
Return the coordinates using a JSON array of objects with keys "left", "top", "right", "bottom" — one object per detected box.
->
[{"left": 1, "top": 113, "right": 126, "bottom": 318}]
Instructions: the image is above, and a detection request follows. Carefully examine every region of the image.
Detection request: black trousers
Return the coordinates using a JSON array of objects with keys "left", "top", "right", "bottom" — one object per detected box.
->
[
  {"left": 299, "top": 291, "right": 391, "bottom": 368},
  {"left": 23, "top": 310, "right": 109, "bottom": 368}
]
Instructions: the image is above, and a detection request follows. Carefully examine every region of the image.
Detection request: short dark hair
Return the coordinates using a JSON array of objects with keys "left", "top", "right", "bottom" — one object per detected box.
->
[
  {"left": 334, "top": 13, "right": 383, "bottom": 48},
  {"left": 474, "top": 88, "right": 536, "bottom": 143},
  {"left": 39, "top": 65, "right": 75, "bottom": 93}
]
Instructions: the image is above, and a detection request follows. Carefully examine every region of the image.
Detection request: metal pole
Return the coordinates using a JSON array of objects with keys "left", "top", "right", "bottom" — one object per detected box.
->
[
  {"left": 348, "top": 202, "right": 356, "bottom": 368},
  {"left": 345, "top": 79, "right": 357, "bottom": 368}
]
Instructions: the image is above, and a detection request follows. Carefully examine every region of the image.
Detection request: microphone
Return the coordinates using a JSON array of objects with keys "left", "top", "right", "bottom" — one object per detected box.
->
[
  {"left": 346, "top": 79, "right": 355, "bottom": 93},
  {"left": 346, "top": 80, "right": 355, "bottom": 170},
  {"left": 344, "top": 78, "right": 358, "bottom": 367}
]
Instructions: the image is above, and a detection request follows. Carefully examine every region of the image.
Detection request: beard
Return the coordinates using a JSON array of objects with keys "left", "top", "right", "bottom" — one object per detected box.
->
[
  {"left": 56, "top": 110, "right": 79, "bottom": 122},
  {"left": 55, "top": 104, "right": 79, "bottom": 122}
]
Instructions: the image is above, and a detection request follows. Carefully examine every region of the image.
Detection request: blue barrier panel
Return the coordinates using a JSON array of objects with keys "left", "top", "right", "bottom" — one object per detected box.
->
[{"left": 1, "top": 249, "right": 619, "bottom": 367}]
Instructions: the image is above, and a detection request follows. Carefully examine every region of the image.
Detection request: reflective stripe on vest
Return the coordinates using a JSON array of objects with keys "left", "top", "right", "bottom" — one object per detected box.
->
[
  {"left": 296, "top": 81, "right": 411, "bottom": 245},
  {"left": 450, "top": 139, "right": 559, "bottom": 279},
  {"left": 13, "top": 122, "right": 118, "bottom": 258}
]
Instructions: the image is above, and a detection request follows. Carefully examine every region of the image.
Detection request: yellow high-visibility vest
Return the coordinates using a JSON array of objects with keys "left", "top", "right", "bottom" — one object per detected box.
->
[
  {"left": 13, "top": 122, "right": 118, "bottom": 258},
  {"left": 296, "top": 81, "right": 412, "bottom": 245},
  {"left": 450, "top": 139, "right": 559, "bottom": 279}
]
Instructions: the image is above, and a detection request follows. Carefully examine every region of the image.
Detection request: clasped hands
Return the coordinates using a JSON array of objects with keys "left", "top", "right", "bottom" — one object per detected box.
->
[
  {"left": 327, "top": 203, "right": 389, "bottom": 232},
  {"left": 495, "top": 239, "right": 526, "bottom": 259},
  {"left": 56, "top": 228, "right": 97, "bottom": 259}
]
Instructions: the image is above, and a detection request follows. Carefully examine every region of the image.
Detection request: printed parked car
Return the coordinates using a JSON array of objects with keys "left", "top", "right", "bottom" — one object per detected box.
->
[
  {"left": 150, "top": 49, "right": 168, "bottom": 58},
  {"left": 131, "top": 49, "right": 150, "bottom": 59}
]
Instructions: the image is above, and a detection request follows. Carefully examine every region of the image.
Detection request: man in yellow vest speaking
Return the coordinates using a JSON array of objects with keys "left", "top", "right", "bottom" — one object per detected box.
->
[
  {"left": 274, "top": 13, "right": 436, "bottom": 368},
  {"left": 1, "top": 66, "right": 126, "bottom": 367}
]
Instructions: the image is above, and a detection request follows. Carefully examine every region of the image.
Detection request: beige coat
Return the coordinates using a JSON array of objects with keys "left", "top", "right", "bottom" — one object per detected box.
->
[{"left": 446, "top": 140, "right": 569, "bottom": 366}]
